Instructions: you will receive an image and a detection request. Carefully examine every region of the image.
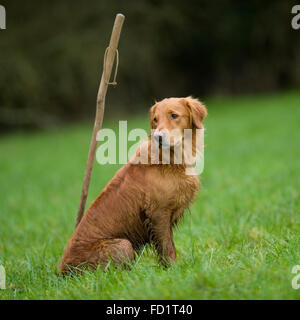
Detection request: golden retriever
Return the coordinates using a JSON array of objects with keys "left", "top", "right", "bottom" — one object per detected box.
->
[{"left": 58, "top": 97, "right": 207, "bottom": 273}]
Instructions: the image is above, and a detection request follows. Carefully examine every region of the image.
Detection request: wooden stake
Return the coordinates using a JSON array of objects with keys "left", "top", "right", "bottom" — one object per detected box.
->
[{"left": 76, "top": 13, "right": 125, "bottom": 227}]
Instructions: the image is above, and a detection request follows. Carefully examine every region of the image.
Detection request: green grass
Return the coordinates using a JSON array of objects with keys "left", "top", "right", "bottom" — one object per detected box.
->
[{"left": 1, "top": 91, "right": 300, "bottom": 300}]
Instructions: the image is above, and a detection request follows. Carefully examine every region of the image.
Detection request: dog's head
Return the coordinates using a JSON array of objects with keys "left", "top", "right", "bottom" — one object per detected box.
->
[{"left": 150, "top": 96, "right": 207, "bottom": 147}]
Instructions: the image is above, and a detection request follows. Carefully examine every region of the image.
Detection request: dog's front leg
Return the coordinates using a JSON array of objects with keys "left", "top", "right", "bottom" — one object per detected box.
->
[{"left": 150, "top": 211, "right": 176, "bottom": 266}]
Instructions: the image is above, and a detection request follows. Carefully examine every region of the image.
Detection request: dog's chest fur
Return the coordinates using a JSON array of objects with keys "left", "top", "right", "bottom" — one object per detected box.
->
[{"left": 145, "top": 165, "right": 200, "bottom": 212}]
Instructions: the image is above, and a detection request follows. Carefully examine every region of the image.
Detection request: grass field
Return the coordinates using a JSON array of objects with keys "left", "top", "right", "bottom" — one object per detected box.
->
[{"left": 0, "top": 91, "right": 300, "bottom": 300}]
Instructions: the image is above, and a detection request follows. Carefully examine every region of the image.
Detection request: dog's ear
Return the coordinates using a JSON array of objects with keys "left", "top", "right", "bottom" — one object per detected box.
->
[
  {"left": 184, "top": 97, "right": 207, "bottom": 129},
  {"left": 149, "top": 104, "right": 157, "bottom": 128}
]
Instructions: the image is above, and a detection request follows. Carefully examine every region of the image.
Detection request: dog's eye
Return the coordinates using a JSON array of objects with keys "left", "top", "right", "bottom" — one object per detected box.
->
[
  {"left": 170, "top": 113, "right": 179, "bottom": 119},
  {"left": 153, "top": 117, "right": 158, "bottom": 123}
]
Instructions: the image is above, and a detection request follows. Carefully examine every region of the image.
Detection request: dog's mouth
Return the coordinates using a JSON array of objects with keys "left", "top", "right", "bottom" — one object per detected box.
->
[
  {"left": 154, "top": 134, "right": 165, "bottom": 148},
  {"left": 158, "top": 136, "right": 163, "bottom": 147},
  {"left": 155, "top": 135, "right": 170, "bottom": 148},
  {"left": 155, "top": 135, "right": 183, "bottom": 149}
]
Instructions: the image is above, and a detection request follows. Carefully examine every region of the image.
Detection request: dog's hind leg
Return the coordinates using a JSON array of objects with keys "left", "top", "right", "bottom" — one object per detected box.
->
[
  {"left": 58, "top": 238, "right": 134, "bottom": 274},
  {"left": 87, "top": 238, "right": 135, "bottom": 270}
]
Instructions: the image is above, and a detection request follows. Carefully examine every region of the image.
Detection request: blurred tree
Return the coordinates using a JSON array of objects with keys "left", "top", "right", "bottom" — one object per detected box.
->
[{"left": 0, "top": 0, "right": 299, "bottom": 130}]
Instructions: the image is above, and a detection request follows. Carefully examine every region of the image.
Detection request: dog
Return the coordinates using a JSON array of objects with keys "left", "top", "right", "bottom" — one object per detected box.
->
[{"left": 58, "top": 97, "right": 207, "bottom": 274}]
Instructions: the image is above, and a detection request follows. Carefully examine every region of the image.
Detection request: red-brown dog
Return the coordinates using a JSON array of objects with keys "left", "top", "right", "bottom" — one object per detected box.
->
[{"left": 58, "top": 97, "right": 207, "bottom": 273}]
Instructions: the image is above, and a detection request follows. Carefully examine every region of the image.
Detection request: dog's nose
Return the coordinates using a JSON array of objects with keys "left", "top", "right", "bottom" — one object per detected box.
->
[
  {"left": 154, "top": 131, "right": 164, "bottom": 147},
  {"left": 158, "top": 135, "right": 163, "bottom": 147}
]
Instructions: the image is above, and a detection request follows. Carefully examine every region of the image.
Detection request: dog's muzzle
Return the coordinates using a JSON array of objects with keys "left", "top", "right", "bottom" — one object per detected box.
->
[{"left": 154, "top": 130, "right": 167, "bottom": 147}]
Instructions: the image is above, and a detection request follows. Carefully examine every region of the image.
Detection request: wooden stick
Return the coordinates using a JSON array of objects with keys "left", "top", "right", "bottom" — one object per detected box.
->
[{"left": 76, "top": 13, "right": 125, "bottom": 227}]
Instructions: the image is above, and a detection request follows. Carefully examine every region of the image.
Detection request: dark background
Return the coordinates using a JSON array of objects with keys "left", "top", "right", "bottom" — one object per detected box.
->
[{"left": 0, "top": 0, "right": 299, "bottom": 131}]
